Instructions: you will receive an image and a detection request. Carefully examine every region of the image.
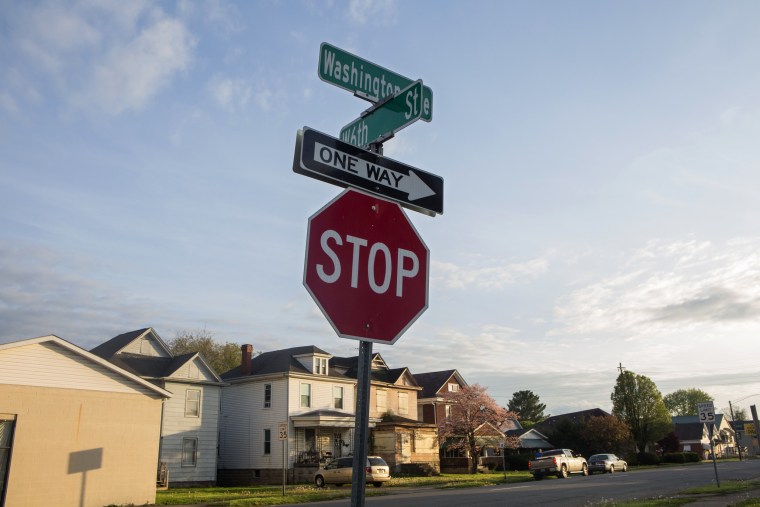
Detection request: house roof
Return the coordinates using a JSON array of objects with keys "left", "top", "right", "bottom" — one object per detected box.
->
[
  {"left": 377, "top": 413, "right": 435, "bottom": 427},
  {"left": 89, "top": 327, "right": 153, "bottom": 360},
  {"left": 672, "top": 414, "right": 727, "bottom": 428},
  {"left": 505, "top": 428, "right": 553, "bottom": 449},
  {"left": 673, "top": 422, "right": 707, "bottom": 441},
  {"left": 413, "top": 370, "right": 466, "bottom": 398},
  {"left": 91, "top": 328, "right": 222, "bottom": 383},
  {"left": 222, "top": 345, "right": 336, "bottom": 379},
  {"left": 0, "top": 335, "right": 172, "bottom": 399},
  {"left": 533, "top": 408, "right": 610, "bottom": 434}
]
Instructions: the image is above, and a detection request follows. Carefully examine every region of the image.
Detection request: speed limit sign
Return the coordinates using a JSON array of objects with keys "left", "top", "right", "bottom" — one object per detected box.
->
[
  {"left": 278, "top": 422, "right": 288, "bottom": 441},
  {"left": 698, "top": 402, "right": 715, "bottom": 423}
]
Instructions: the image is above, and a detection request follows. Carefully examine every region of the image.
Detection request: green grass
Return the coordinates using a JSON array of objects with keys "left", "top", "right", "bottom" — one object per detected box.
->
[
  {"left": 681, "top": 478, "right": 760, "bottom": 496},
  {"left": 156, "top": 472, "right": 533, "bottom": 505}
]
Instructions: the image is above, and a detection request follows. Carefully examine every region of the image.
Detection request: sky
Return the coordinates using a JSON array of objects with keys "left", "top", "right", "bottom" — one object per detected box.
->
[{"left": 2, "top": 0, "right": 760, "bottom": 418}]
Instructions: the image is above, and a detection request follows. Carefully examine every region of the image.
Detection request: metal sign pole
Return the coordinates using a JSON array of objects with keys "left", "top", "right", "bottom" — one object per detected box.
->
[
  {"left": 282, "top": 440, "right": 286, "bottom": 496},
  {"left": 709, "top": 425, "right": 720, "bottom": 487},
  {"left": 350, "top": 340, "right": 373, "bottom": 507}
]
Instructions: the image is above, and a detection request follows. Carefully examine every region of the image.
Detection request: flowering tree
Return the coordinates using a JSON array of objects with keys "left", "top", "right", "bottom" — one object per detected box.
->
[{"left": 438, "top": 384, "right": 519, "bottom": 473}]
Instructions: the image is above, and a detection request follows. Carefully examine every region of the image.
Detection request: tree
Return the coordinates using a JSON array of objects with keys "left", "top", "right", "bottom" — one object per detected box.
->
[
  {"left": 584, "top": 415, "right": 634, "bottom": 456},
  {"left": 663, "top": 388, "right": 713, "bottom": 416},
  {"left": 168, "top": 328, "right": 242, "bottom": 375},
  {"left": 731, "top": 406, "right": 748, "bottom": 421},
  {"left": 611, "top": 370, "right": 672, "bottom": 452},
  {"left": 438, "top": 384, "right": 519, "bottom": 474},
  {"left": 507, "top": 390, "right": 547, "bottom": 424}
]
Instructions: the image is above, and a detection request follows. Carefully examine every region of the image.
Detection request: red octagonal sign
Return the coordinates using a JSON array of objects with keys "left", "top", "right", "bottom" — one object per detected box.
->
[{"left": 304, "top": 188, "right": 429, "bottom": 344}]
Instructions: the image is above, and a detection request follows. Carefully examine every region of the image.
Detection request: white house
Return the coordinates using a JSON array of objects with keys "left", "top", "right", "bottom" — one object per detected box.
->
[
  {"left": 90, "top": 328, "right": 224, "bottom": 486},
  {"left": 218, "top": 345, "right": 360, "bottom": 485}
]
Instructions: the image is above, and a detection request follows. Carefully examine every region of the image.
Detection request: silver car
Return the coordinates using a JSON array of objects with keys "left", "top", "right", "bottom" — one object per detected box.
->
[
  {"left": 588, "top": 453, "right": 627, "bottom": 474},
  {"left": 314, "top": 456, "right": 391, "bottom": 488}
]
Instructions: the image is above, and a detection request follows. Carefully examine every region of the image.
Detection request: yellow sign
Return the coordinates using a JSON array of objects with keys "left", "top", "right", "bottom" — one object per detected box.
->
[{"left": 745, "top": 423, "right": 756, "bottom": 436}]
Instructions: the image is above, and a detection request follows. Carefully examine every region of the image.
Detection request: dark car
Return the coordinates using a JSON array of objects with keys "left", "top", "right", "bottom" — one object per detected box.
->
[{"left": 588, "top": 453, "right": 627, "bottom": 474}]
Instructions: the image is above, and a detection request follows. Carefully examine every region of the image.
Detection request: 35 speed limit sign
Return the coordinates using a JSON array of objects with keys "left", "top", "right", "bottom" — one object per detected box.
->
[
  {"left": 697, "top": 402, "right": 715, "bottom": 423},
  {"left": 278, "top": 422, "right": 288, "bottom": 441}
]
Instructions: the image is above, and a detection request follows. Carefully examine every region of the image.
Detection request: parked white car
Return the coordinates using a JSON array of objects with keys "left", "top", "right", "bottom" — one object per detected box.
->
[{"left": 314, "top": 456, "right": 391, "bottom": 488}]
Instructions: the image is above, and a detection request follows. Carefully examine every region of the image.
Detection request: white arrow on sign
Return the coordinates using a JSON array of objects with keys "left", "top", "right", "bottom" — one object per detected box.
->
[{"left": 313, "top": 141, "right": 435, "bottom": 201}]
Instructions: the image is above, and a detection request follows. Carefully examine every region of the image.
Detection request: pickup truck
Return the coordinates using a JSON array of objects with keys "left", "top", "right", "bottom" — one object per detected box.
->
[{"left": 528, "top": 449, "right": 588, "bottom": 480}]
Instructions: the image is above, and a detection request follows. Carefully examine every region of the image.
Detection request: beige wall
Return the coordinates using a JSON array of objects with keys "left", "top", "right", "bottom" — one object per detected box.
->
[{"left": 1, "top": 384, "right": 163, "bottom": 507}]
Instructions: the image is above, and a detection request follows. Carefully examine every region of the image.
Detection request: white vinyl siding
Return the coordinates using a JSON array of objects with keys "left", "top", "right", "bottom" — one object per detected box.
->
[
  {"left": 182, "top": 438, "right": 198, "bottom": 466},
  {"left": 219, "top": 378, "right": 289, "bottom": 469},
  {"left": 0, "top": 342, "right": 159, "bottom": 397},
  {"left": 121, "top": 335, "right": 170, "bottom": 357},
  {"left": 168, "top": 357, "right": 218, "bottom": 382},
  {"left": 161, "top": 382, "right": 220, "bottom": 483}
]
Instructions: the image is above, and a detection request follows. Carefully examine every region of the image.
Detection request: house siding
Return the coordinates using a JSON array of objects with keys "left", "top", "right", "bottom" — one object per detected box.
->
[
  {"left": 160, "top": 381, "right": 220, "bottom": 484},
  {"left": 0, "top": 342, "right": 158, "bottom": 397}
]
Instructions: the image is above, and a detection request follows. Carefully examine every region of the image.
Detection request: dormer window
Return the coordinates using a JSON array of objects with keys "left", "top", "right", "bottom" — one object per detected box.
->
[
  {"left": 314, "top": 357, "right": 328, "bottom": 375},
  {"left": 448, "top": 383, "right": 459, "bottom": 392}
]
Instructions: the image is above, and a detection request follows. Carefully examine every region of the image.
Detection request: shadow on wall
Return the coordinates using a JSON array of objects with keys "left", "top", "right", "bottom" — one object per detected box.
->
[{"left": 68, "top": 448, "right": 103, "bottom": 507}]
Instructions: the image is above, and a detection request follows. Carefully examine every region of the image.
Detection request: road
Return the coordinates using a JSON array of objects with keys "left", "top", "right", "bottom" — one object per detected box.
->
[{"left": 290, "top": 460, "right": 760, "bottom": 507}]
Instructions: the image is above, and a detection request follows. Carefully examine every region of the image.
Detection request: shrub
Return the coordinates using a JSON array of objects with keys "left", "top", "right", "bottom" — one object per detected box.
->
[
  {"left": 662, "top": 453, "right": 686, "bottom": 463},
  {"left": 684, "top": 452, "right": 700, "bottom": 463},
  {"left": 636, "top": 452, "right": 660, "bottom": 465}
]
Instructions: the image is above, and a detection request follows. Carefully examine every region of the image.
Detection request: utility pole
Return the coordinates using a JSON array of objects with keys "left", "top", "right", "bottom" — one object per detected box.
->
[
  {"left": 729, "top": 401, "right": 743, "bottom": 461},
  {"left": 617, "top": 362, "right": 625, "bottom": 374}
]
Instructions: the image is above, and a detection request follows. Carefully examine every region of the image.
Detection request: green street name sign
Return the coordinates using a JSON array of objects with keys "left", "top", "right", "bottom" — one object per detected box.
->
[
  {"left": 318, "top": 42, "right": 432, "bottom": 122},
  {"left": 339, "top": 80, "right": 424, "bottom": 148}
]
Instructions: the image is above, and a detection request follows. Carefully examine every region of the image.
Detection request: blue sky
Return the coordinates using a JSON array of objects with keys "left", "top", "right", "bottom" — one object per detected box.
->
[{"left": 2, "top": 0, "right": 760, "bottom": 417}]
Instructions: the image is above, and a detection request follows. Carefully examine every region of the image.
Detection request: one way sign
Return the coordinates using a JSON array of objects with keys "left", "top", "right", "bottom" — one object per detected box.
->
[{"left": 293, "top": 127, "right": 443, "bottom": 216}]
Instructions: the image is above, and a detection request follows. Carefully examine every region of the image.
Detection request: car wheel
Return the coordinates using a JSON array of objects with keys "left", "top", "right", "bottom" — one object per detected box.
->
[
  {"left": 609, "top": 465, "right": 615, "bottom": 474},
  {"left": 622, "top": 464, "right": 628, "bottom": 472},
  {"left": 581, "top": 464, "right": 588, "bottom": 476},
  {"left": 558, "top": 465, "right": 569, "bottom": 479},
  {"left": 373, "top": 482, "right": 382, "bottom": 487},
  {"left": 315, "top": 475, "right": 325, "bottom": 488}
]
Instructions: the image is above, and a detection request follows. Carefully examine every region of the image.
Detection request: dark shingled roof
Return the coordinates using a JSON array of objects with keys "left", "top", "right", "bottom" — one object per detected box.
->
[
  {"left": 222, "top": 345, "right": 335, "bottom": 380},
  {"left": 99, "top": 351, "right": 198, "bottom": 379},
  {"left": 90, "top": 328, "right": 151, "bottom": 360},
  {"left": 674, "top": 422, "right": 707, "bottom": 441},
  {"left": 413, "top": 370, "right": 457, "bottom": 398},
  {"left": 533, "top": 408, "right": 610, "bottom": 434}
]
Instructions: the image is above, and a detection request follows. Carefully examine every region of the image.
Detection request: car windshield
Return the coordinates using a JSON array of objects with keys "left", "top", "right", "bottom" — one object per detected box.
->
[{"left": 368, "top": 457, "right": 387, "bottom": 466}]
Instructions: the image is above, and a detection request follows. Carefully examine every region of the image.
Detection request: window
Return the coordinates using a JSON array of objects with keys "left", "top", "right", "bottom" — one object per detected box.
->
[
  {"left": 300, "top": 383, "right": 311, "bottom": 408},
  {"left": 398, "top": 392, "right": 408, "bottom": 416},
  {"left": 264, "top": 429, "right": 271, "bottom": 455},
  {"left": 334, "top": 386, "right": 344, "bottom": 409},
  {"left": 448, "top": 383, "right": 459, "bottom": 392},
  {"left": 314, "top": 357, "right": 328, "bottom": 375},
  {"left": 1, "top": 415, "right": 16, "bottom": 501},
  {"left": 182, "top": 438, "right": 198, "bottom": 466},
  {"left": 376, "top": 390, "right": 387, "bottom": 411},
  {"left": 264, "top": 384, "right": 272, "bottom": 408},
  {"left": 444, "top": 404, "right": 452, "bottom": 419},
  {"left": 185, "top": 389, "right": 201, "bottom": 417},
  {"left": 187, "top": 363, "right": 199, "bottom": 379}
]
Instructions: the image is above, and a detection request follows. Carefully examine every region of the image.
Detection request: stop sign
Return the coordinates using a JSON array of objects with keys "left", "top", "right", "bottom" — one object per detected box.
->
[{"left": 304, "top": 188, "right": 429, "bottom": 344}]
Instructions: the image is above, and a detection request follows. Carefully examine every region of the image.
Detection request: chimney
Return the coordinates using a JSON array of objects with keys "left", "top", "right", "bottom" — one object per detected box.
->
[{"left": 241, "top": 344, "right": 253, "bottom": 375}]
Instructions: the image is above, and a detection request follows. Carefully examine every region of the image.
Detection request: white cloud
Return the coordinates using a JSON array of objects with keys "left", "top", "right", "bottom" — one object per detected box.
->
[
  {"left": 88, "top": 18, "right": 194, "bottom": 114},
  {"left": 431, "top": 254, "right": 550, "bottom": 290},
  {"left": 209, "top": 76, "right": 252, "bottom": 111},
  {"left": 553, "top": 237, "right": 760, "bottom": 336},
  {"left": 347, "top": 0, "right": 397, "bottom": 24},
  {"left": 4, "top": 2, "right": 195, "bottom": 115}
]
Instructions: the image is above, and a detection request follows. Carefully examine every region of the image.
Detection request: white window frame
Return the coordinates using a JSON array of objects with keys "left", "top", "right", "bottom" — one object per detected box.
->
[
  {"left": 448, "top": 383, "right": 459, "bottom": 392},
  {"left": 314, "top": 357, "right": 328, "bottom": 375},
  {"left": 185, "top": 389, "right": 201, "bottom": 418},
  {"left": 300, "top": 383, "right": 311, "bottom": 408},
  {"left": 264, "top": 384, "right": 272, "bottom": 408},
  {"left": 334, "top": 386, "right": 344, "bottom": 410},
  {"left": 445, "top": 404, "right": 452, "bottom": 419},
  {"left": 182, "top": 437, "right": 198, "bottom": 467}
]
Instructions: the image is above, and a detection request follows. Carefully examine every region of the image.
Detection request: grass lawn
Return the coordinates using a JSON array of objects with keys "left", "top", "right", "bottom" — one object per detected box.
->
[{"left": 156, "top": 471, "right": 533, "bottom": 506}]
